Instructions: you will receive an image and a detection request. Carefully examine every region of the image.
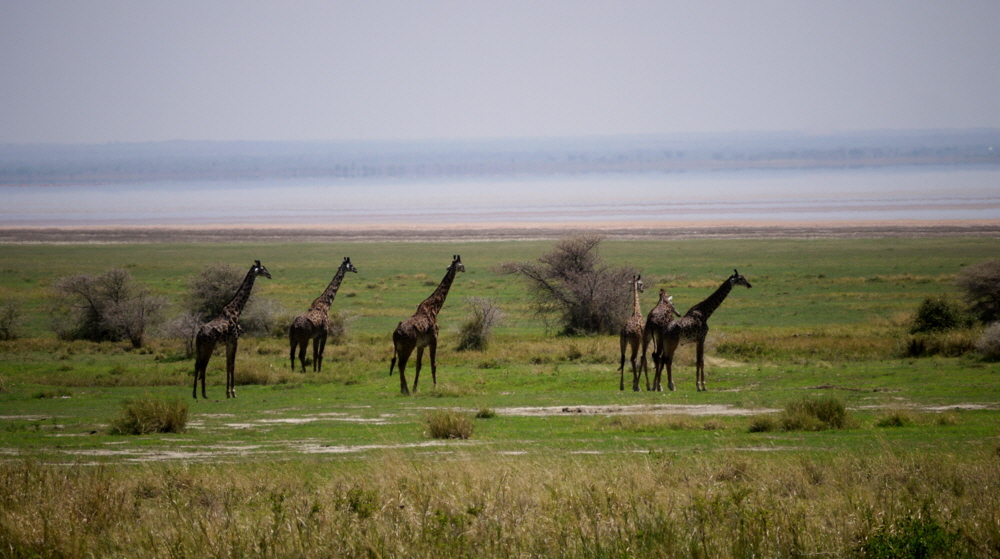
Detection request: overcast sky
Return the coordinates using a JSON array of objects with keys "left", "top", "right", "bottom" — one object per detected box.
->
[{"left": 1, "top": 1, "right": 997, "bottom": 144}]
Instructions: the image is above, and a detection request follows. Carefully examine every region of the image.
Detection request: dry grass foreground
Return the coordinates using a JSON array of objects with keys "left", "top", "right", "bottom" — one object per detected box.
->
[{"left": 1, "top": 448, "right": 997, "bottom": 558}]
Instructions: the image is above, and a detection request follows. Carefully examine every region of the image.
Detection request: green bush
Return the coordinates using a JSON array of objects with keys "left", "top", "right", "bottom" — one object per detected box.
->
[
  {"left": 109, "top": 394, "right": 188, "bottom": 435},
  {"left": 855, "top": 512, "right": 961, "bottom": 559},
  {"left": 425, "top": 410, "right": 474, "bottom": 439},
  {"left": 910, "top": 296, "right": 972, "bottom": 334},
  {"left": 955, "top": 258, "right": 1000, "bottom": 323},
  {"left": 902, "top": 329, "right": 979, "bottom": 358}
]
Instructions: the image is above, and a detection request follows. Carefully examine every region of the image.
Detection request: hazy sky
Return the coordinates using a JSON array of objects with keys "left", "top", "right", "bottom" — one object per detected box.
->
[{"left": 2, "top": 1, "right": 997, "bottom": 144}]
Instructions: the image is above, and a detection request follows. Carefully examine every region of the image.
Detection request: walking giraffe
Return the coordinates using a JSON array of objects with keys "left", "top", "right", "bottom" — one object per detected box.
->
[
  {"left": 657, "top": 270, "right": 752, "bottom": 392},
  {"left": 192, "top": 260, "right": 271, "bottom": 399},
  {"left": 639, "top": 289, "right": 681, "bottom": 391},
  {"left": 617, "top": 275, "right": 645, "bottom": 391},
  {"left": 289, "top": 257, "right": 358, "bottom": 372},
  {"left": 389, "top": 255, "right": 465, "bottom": 395}
]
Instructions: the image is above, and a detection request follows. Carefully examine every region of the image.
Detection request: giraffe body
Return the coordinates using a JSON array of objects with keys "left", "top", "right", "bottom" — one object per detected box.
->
[
  {"left": 640, "top": 289, "right": 681, "bottom": 391},
  {"left": 389, "top": 255, "right": 465, "bottom": 395},
  {"left": 657, "top": 270, "right": 751, "bottom": 392},
  {"left": 617, "top": 275, "right": 645, "bottom": 391},
  {"left": 289, "top": 257, "right": 358, "bottom": 372},
  {"left": 193, "top": 261, "right": 271, "bottom": 399}
]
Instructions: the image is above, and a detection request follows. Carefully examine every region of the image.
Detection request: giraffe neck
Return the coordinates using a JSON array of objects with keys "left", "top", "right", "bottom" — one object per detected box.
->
[
  {"left": 221, "top": 267, "right": 259, "bottom": 318},
  {"left": 686, "top": 279, "right": 733, "bottom": 321},
  {"left": 632, "top": 283, "right": 642, "bottom": 317},
  {"left": 310, "top": 266, "right": 348, "bottom": 313},
  {"left": 417, "top": 266, "right": 458, "bottom": 317}
]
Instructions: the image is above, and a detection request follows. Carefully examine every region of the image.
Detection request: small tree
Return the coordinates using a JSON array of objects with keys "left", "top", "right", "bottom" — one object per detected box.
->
[
  {"left": 910, "top": 296, "right": 972, "bottom": 334},
  {"left": 0, "top": 300, "right": 24, "bottom": 341},
  {"left": 956, "top": 259, "right": 1000, "bottom": 323},
  {"left": 498, "top": 235, "right": 636, "bottom": 335},
  {"left": 457, "top": 297, "right": 504, "bottom": 351},
  {"left": 52, "top": 268, "right": 166, "bottom": 348}
]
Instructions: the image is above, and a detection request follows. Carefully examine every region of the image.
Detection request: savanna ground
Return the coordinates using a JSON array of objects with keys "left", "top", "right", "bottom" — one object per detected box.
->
[{"left": 1, "top": 228, "right": 999, "bottom": 558}]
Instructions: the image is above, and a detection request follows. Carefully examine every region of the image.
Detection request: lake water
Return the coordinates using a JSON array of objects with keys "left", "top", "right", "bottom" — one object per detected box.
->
[{"left": 1, "top": 165, "right": 997, "bottom": 227}]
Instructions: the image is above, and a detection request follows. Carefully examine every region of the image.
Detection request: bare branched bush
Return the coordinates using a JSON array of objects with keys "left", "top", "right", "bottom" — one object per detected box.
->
[
  {"left": 51, "top": 268, "right": 167, "bottom": 348},
  {"left": 498, "top": 235, "right": 637, "bottom": 335},
  {"left": 975, "top": 322, "right": 1000, "bottom": 361},
  {"left": 0, "top": 300, "right": 24, "bottom": 341},
  {"left": 158, "top": 311, "right": 203, "bottom": 357},
  {"left": 956, "top": 259, "right": 1000, "bottom": 323},
  {"left": 457, "top": 297, "right": 504, "bottom": 351},
  {"left": 327, "top": 310, "right": 357, "bottom": 345}
]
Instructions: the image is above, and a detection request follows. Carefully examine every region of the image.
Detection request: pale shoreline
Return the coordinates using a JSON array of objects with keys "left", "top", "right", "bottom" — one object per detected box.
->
[{"left": 1, "top": 219, "right": 998, "bottom": 244}]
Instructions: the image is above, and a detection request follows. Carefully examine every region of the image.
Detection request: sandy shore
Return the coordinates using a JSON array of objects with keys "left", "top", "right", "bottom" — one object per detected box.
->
[{"left": 1, "top": 220, "right": 998, "bottom": 243}]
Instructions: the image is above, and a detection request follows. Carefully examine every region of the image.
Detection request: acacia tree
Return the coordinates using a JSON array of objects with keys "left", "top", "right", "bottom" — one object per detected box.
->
[
  {"left": 52, "top": 268, "right": 167, "bottom": 348},
  {"left": 498, "top": 235, "right": 637, "bottom": 335},
  {"left": 956, "top": 259, "right": 1000, "bottom": 323}
]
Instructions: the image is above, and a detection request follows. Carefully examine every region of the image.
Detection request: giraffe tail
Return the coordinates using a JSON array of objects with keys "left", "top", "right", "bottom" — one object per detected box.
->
[{"left": 389, "top": 354, "right": 397, "bottom": 376}]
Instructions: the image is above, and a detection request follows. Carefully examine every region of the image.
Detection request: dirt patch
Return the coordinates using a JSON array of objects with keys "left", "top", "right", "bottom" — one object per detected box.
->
[{"left": 496, "top": 404, "right": 779, "bottom": 417}]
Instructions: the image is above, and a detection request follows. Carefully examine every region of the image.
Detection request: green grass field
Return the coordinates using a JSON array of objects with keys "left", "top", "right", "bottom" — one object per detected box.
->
[{"left": 1, "top": 237, "right": 999, "bottom": 558}]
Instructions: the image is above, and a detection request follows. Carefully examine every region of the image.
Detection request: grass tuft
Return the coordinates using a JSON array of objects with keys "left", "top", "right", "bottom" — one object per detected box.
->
[
  {"left": 109, "top": 393, "right": 188, "bottom": 435},
  {"left": 425, "top": 410, "right": 474, "bottom": 439}
]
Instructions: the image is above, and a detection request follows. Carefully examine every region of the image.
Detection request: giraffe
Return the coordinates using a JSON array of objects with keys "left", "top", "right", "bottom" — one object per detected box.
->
[
  {"left": 289, "top": 257, "right": 358, "bottom": 373},
  {"left": 192, "top": 260, "right": 271, "bottom": 399},
  {"left": 657, "top": 269, "right": 752, "bottom": 392},
  {"left": 639, "top": 288, "right": 681, "bottom": 391},
  {"left": 617, "top": 275, "right": 645, "bottom": 391},
  {"left": 389, "top": 255, "right": 465, "bottom": 395}
]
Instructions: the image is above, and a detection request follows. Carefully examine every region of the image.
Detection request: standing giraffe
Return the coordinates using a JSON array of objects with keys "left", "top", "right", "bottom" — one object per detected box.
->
[
  {"left": 389, "top": 255, "right": 465, "bottom": 395},
  {"left": 657, "top": 269, "right": 752, "bottom": 392},
  {"left": 617, "top": 275, "right": 645, "bottom": 391},
  {"left": 289, "top": 257, "right": 358, "bottom": 372},
  {"left": 639, "top": 289, "right": 681, "bottom": 391},
  {"left": 192, "top": 260, "right": 271, "bottom": 399}
]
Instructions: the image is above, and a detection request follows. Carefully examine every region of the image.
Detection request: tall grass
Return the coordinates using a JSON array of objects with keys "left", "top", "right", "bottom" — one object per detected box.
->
[
  {"left": 0, "top": 448, "right": 995, "bottom": 558},
  {"left": 108, "top": 393, "right": 188, "bottom": 434}
]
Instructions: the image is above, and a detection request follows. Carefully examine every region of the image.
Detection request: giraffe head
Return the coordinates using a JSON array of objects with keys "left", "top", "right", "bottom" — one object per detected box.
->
[
  {"left": 633, "top": 275, "right": 644, "bottom": 293},
  {"left": 729, "top": 269, "right": 751, "bottom": 289},
  {"left": 659, "top": 289, "right": 681, "bottom": 316},
  {"left": 449, "top": 255, "right": 466, "bottom": 273},
  {"left": 252, "top": 260, "right": 272, "bottom": 279},
  {"left": 341, "top": 257, "right": 359, "bottom": 274}
]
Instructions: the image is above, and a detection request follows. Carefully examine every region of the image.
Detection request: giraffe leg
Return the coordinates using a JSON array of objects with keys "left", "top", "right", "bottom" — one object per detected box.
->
[
  {"left": 296, "top": 340, "right": 307, "bottom": 373},
  {"left": 618, "top": 334, "right": 627, "bottom": 391},
  {"left": 429, "top": 338, "right": 438, "bottom": 387},
  {"left": 289, "top": 335, "right": 297, "bottom": 371},
  {"left": 696, "top": 340, "right": 706, "bottom": 392},
  {"left": 396, "top": 349, "right": 411, "bottom": 395},
  {"left": 193, "top": 357, "right": 207, "bottom": 399},
  {"left": 664, "top": 339, "right": 679, "bottom": 392},
  {"left": 312, "top": 337, "right": 320, "bottom": 372},
  {"left": 193, "top": 338, "right": 214, "bottom": 399},
  {"left": 226, "top": 340, "right": 238, "bottom": 398},
  {"left": 412, "top": 346, "right": 424, "bottom": 393},
  {"left": 628, "top": 339, "right": 640, "bottom": 392},
  {"left": 317, "top": 334, "right": 327, "bottom": 373}
]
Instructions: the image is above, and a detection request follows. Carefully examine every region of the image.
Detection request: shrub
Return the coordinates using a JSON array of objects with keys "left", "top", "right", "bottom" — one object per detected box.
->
[
  {"left": 51, "top": 268, "right": 167, "bottom": 348},
  {"left": 109, "top": 394, "right": 188, "bottom": 435},
  {"left": 910, "top": 296, "right": 971, "bottom": 334},
  {"left": 955, "top": 258, "right": 1000, "bottom": 323},
  {"left": 457, "top": 297, "right": 504, "bottom": 351},
  {"left": 784, "top": 396, "right": 849, "bottom": 430},
  {"left": 425, "top": 410, "right": 474, "bottom": 439},
  {"left": 975, "top": 322, "right": 1000, "bottom": 360},
  {"left": 902, "top": 330, "right": 979, "bottom": 358},
  {"left": 875, "top": 411, "right": 912, "bottom": 428},
  {"left": 474, "top": 407, "right": 496, "bottom": 419},
  {"left": 855, "top": 512, "right": 961, "bottom": 559},
  {"left": 748, "top": 415, "right": 777, "bottom": 433},
  {"left": 0, "top": 300, "right": 24, "bottom": 341},
  {"left": 498, "top": 235, "right": 638, "bottom": 335}
]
